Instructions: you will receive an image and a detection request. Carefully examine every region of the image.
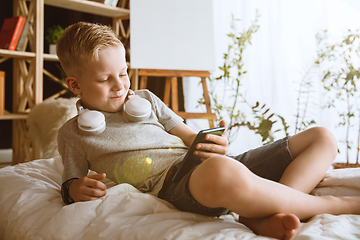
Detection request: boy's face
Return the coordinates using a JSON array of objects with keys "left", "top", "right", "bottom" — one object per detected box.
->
[{"left": 71, "top": 45, "right": 130, "bottom": 113}]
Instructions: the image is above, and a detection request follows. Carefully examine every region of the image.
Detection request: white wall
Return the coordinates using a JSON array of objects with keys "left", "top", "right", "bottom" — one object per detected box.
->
[{"left": 130, "top": 0, "right": 216, "bottom": 71}]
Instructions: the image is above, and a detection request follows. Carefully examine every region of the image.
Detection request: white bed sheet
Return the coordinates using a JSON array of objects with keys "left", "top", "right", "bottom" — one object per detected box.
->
[{"left": 0, "top": 157, "right": 360, "bottom": 240}]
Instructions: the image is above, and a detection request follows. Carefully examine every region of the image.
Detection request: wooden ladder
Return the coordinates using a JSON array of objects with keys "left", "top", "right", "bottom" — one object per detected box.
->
[{"left": 134, "top": 69, "right": 217, "bottom": 128}]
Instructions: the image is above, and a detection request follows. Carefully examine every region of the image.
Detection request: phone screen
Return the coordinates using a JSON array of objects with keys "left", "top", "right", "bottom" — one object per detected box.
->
[
  {"left": 191, "top": 127, "right": 225, "bottom": 152},
  {"left": 171, "top": 126, "right": 225, "bottom": 182}
]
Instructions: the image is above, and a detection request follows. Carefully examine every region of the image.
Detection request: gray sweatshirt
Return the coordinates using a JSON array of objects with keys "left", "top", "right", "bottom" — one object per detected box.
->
[{"left": 58, "top": 89, "right": 188, "bottom": 196}]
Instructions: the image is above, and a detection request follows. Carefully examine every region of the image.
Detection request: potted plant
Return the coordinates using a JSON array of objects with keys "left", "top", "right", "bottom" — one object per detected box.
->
[
  {"left": 45, "top": 25, "right": 64, "bottom": 54},
  {"left": 317, "top": 29, "right": 360, "bottom": 168}
]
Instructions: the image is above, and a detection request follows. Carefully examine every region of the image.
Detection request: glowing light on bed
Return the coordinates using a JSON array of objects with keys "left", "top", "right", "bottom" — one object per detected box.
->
[
  {"left": 114, "top": 155, "right": 152, "bottom": 184},
  {"left": 168, "top": 147, "right": 173, "bottom": 151},
  {"left": 145, "top": 157, "right": 152, "bottom": 165}
]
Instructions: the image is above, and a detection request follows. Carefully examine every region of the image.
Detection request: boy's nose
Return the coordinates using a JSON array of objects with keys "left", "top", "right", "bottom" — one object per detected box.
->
[{"left": 112, "top": 77, "right": 124, "bottom": 90}]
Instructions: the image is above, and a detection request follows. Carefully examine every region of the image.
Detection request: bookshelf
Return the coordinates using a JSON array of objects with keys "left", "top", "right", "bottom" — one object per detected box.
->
[
  {"left": 44, "top": 0, "right": 129, "bottom": 17},
  {"left": 0, "top": 0, "right": 130, "bottom": 164}
]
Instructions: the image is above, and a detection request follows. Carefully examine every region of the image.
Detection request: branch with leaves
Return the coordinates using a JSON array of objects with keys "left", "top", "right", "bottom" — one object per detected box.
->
[
  {"left": 198, "top": 12, "right": 289, "bottom": 145},
  {"left": 317, "top": 29, "right": 360, "bottom": 165}
]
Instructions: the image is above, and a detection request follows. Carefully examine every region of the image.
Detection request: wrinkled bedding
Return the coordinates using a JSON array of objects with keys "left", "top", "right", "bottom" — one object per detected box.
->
[{"left": 0, "top": 157, "right": 360, "bottom": 240}]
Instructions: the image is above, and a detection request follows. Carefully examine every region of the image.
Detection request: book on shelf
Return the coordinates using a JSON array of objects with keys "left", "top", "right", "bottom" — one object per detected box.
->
[
  {"left": 16, "top": 20, "right": 31, "bottom": 51},
  {"left": 88, "top": 0, "right": 105, "bottom": 3},
  {"left": 0, "top": 71, "right": 4, "bottom": 116},
  {"left": 104, "top": 0, "right": 119, "bottom": 7},
  {"left": 0, "top": 16, "right": 27, "bottom": 51},
  {"left": 88, "top": 0, "right": 119, "bottom": 7}
]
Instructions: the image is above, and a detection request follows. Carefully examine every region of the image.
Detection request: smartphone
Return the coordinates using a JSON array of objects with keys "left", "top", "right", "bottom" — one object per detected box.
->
[{"left": 171, "top": 126, "right": 225, "bottom": 182}]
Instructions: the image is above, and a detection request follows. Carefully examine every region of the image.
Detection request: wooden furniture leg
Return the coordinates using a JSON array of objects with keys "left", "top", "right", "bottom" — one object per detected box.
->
[
  {"left": 170, "top": 76, "right": 178, "bottom": 112},
  {"left": 163, "top": 77, "right": 171, "bottom": 107}
]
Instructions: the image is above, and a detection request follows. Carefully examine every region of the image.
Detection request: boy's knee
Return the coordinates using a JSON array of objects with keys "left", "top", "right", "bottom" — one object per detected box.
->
[
  {"left": 311, "top": 127, "right": 338, "bottom": 156},
  {"left": 190, "top": 156, "right": 251, "bottom": 200}
]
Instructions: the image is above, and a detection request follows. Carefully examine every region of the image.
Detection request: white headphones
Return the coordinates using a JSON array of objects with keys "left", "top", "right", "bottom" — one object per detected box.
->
[{"left": 76, "top": 90, "right": 151, "bottom": 135}]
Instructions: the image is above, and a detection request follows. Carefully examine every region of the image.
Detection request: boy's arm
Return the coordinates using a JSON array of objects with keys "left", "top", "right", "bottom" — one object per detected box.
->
[
  {"left": 58, "top": 127, "right": 107, "bottom": 204},
  {"left": 169, "top": 120, "right": 229, "bottom": 159},
  {"left": 168, "top": 122, "right": 197, "bottom": 147}
]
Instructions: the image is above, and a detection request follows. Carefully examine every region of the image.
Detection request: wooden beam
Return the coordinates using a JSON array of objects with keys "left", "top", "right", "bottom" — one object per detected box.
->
[
  {"left": 34, "top": 0, "right": 44, "bottom": 105},
  {"left": 0, "top": 71, "right": 4, "bottom": 116},
  {"left": 138, "top": 69, "right": 210, "bottom": 78},
  {"left": 175, "top": 112, "right": 217, "bottom": 119}
]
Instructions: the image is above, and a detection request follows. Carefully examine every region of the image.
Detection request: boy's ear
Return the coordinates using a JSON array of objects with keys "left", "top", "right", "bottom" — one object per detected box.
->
[{"left": 66, "top": 77, "right": 82, "bottom": 95}]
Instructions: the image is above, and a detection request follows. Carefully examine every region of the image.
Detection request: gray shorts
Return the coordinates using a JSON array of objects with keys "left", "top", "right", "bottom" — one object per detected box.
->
[{"left": 157, "top": 136, "right": 293, "bottom": 216}]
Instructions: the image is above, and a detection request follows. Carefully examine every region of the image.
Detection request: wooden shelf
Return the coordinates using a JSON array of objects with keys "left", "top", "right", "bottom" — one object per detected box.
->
[
  {"left": 44, "top": 53, "right": 59, "bottom": 61},
  {"left": 44, "top": 0, "right": 130, "bottom": 18},
  {"left": 0, "top": 111, "right": 28, "bottom": 120},
  {"left": 0, "top": 52, "right": 67, "bottom": 62},
  {"left": 0, "top": 49, "right": 36, "bottom": 59}
]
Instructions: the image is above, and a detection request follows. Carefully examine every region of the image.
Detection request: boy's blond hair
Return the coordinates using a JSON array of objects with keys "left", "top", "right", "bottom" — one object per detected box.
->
[{"left": 56, "top": 22, "right": 123, "bottom": 76}]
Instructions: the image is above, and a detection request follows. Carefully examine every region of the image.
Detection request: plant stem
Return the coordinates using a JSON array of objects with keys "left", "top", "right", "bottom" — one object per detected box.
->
[
  {"left": 357, "top": 109, "right": 360, "bottom": 165},
  {"left": 346, "top": 89, "right": 350, "bottom": 165}
]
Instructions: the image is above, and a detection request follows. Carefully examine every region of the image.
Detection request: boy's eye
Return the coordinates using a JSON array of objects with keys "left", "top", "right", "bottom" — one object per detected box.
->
[
  {"left": 120, "top": 73, "right": 127, "bottom": 77},
  {"left": 98, "top": 79, "right": 108, "bottom": 83}
]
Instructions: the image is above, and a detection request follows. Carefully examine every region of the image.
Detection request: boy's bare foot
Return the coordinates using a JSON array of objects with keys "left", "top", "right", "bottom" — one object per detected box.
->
[{"left": 239, "top": 213, "right": 301, "bottom": 240}]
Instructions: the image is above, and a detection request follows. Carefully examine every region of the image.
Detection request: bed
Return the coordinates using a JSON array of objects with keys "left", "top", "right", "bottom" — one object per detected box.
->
[{"left": 1, "top": 156, "right": 360, "bottom": 240}]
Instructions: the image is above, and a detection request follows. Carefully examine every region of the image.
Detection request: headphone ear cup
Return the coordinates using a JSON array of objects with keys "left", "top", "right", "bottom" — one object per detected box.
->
[
  {"left": 125, "top": 95, "right": 151, "bottom": 121},
  {"left": 77, "top": 110, "right": 106, "bottom": 135}
]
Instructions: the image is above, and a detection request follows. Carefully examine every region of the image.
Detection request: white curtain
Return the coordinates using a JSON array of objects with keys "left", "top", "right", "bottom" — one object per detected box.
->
[{"left": 183, "top": 0, "right": 360, "bottom": 163}]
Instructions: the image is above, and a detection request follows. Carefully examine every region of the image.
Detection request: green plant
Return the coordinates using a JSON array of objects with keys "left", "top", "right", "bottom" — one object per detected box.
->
[
  {"left": 317, "top": 29, "right": 360, "bottom": 166},
  {"left": 45, "top": 25, "right": 64, "bottom": 44},
  {"left": 294, "top": 63, "right": 318, "bottom": 134},
  {"left": 198, "top": 12, "right": 290, "bottom": 145},
  {"left": 44, "top": 25, "right": 74, "bottom": 96}
]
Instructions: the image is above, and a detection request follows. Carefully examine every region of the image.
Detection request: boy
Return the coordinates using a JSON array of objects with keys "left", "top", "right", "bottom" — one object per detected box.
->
[{"left": 57, "top": 22, "right": 360, "bottom": 240}]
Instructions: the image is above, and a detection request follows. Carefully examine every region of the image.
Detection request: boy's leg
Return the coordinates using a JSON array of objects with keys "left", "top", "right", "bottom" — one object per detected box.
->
[
  {"left": 188, "top": 156, "right": 360, "bottom": 219},
  {"left": 231, "top": 126, "right": 337, "bottom": 193},
  {"left": 188, "top": 126, "right": 359, "bottom": 239},
  {"left": 279, "top": 127, "right": 338, "bottom": 193},
  {"left": 236, "top": 127, "right": 338, "bottom": 238},
  {"left": 188, "top": 156, "right": 360, "bottom": 239}
]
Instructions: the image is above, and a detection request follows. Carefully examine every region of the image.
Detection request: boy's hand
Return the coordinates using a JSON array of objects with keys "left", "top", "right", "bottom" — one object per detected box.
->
[
  {"left": 194, "top": 120, "right": 228, "bottom": 160},
  {"left": 68, "top": 173, "right": 107, "bottom": 202}
]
